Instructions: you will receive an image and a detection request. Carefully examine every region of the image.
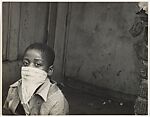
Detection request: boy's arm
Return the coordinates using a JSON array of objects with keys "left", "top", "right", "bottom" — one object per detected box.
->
[
  {"left": 3, "top": 87, "right": 20, "bottom": 115},
  {"left": 40, "top": 91, "right": 69, "bottom": 115},
  {"left": 3, "top": 88, "right": 14, "bottom": 115},
  {"left": 2, "top": 107, "right": 13, "bottom": 115},
  {"left": 3, "top": 100, "right": 13, "bottom": 115},
  {"left": 49, "top": 97, "right": 69, "bottom": 115}
]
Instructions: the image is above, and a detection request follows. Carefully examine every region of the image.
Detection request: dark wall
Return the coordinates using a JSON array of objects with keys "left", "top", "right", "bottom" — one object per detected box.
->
[{"left": 63, "top": 3, "right": 144, "bottom": 95}]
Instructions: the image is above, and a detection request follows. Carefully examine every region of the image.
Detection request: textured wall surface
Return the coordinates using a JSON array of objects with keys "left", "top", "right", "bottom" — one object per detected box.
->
[{"left": 65, "top": 3, "right": 143, "bottom": 95}]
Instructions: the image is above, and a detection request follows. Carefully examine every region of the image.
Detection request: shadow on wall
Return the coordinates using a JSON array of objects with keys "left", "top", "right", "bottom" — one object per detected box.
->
[{"left": 64, "top": 2, "right": 142, "bottom": 97}]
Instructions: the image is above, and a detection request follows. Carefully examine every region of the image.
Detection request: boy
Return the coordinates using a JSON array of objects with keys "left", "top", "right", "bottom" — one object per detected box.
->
[{"left": 3, "top": 43, "right": 69, "bottom": 115}]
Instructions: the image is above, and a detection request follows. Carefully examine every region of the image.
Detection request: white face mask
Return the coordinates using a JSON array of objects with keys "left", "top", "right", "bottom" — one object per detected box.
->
[{"left": 21, "top": 67, "right": 47, "bottom": 104}]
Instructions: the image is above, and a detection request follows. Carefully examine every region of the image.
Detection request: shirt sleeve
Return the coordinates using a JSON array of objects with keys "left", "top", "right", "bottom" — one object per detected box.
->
[
  {"left": 3, "top": 87, "right": 20, "bottom": 115},
  {"left": 50, "top": 96, "right": 69, "bottom": 115},
  {"left": 40, "top": 90, "right": 69, "bottom": 115}
]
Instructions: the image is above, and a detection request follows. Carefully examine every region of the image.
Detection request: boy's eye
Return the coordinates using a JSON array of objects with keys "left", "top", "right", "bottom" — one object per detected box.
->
[
  {"left": 23, "top": 60, "right": 29, "bottom": 66},
  {"left": 35, "top": 63, "right": 42, "bottom": 67}
]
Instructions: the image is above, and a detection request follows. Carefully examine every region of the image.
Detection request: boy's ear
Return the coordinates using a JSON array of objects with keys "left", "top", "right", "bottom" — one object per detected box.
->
[{"left": 48, "top": 65, "right": 54, "bottom": 76}]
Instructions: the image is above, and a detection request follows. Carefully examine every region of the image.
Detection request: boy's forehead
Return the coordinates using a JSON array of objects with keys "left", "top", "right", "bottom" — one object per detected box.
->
[
  {"left": 25, "top": 49, "right": 41, "bottom": 54},
  {"left": 24, "top": 49, "right": 45, "bottom": 59}
]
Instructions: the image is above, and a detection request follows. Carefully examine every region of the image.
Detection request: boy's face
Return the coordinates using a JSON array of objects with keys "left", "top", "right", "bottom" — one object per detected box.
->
[{"left": 22, "top": 49, "right": 49, "bottom": 72}]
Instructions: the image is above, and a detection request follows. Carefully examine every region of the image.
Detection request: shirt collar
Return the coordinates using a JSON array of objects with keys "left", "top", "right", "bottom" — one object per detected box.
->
[
  {"left": 35, "top": 78, "right": 52, "bottom": 102},
  {"left": 11, "top": 78, "right": 55, "bottom": 102}
]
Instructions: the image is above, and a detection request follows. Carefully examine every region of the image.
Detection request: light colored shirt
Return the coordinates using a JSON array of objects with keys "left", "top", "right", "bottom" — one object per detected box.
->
[{"left": 3, "top": 78, "right": 69, "bottom": 115}]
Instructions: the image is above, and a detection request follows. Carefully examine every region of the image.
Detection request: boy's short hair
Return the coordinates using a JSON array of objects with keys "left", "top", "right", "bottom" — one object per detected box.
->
[{"left": 24, "top": 43, "right": 55, "bottom": 66}]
